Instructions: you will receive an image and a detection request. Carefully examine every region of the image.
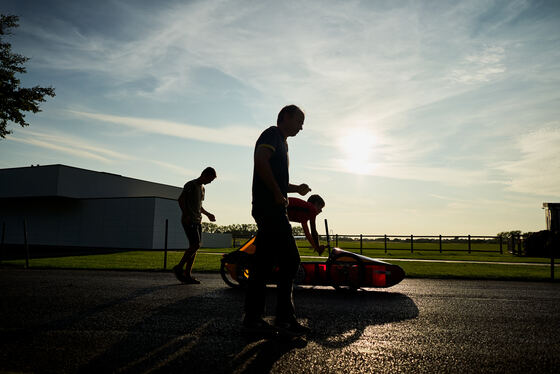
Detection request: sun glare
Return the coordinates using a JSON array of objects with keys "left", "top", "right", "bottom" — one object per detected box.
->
[{"left": 337, "top": 129, "right": 377, "bottom": 175}]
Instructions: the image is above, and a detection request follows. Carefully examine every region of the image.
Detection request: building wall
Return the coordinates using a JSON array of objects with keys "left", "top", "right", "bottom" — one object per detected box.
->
[
  {"left": 1, "top": 196, "right": 232, "bottom": 250},
  {"left": 152, "top": 198, "right": 184, "bottom": 249},
  {"left": 1, "top": 197, "right": 155, "bottom": 249}
]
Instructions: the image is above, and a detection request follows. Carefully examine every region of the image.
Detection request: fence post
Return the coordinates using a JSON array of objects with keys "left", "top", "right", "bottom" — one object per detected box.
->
[
  {"left": 499, "top": 236, "right": 503, "bottom": 254},
  {"left": 335, "top": 234, "right": 338, "bottom": 247},
  {"left": 468, "top": 234, "right": 471, "bottom": 254},
  {"left": 439, "top": 234, "right": 442, "bottom": 253},
  {"left": 163, "top": 219, "right": 168, "bottom": 270},
  {"left": 384, "top": 234, "right": 387, "bottom": 254},
  {"left": 1, "top": 222, "right": 5, "bottom": 264},
  {"left": 23, "top": 219, "right": 30, "bottom": 269},
  {"left": 360, "top": 234, "right": 363, "bottom": 255},
  {"left": 549, "top": 236, "right": 556, "bottom": 281},
  {"left": 410, "top": 234, "right": 414, "bottom": 253}
]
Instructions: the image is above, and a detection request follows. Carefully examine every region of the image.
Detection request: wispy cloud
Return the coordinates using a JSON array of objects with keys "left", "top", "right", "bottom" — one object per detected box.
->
[
  {"left": 494, "top": 126, "right": 560, "bottom": 196},
  {"left": 448, "top": 46, "right": 507, "bottom": 84},
  {"left": 148, "top": 160, "right": 195, "bottom": 178},
  {"left": 8, "top": 129, "right": 132, "bottom": 163},
  {"left": 316, "top": 159, "right": 491, "bottom": 187},
  {"left": 69, "top": 110, "right": 257, "bottom": 147}
]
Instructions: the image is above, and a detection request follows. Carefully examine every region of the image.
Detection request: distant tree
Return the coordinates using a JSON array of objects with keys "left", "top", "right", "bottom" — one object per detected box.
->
[
  {"left": 1, "top": 14, "right": 55, "bottom": 139},
  {"left": 203, "top": 223, "right": 306, "bottom": 237},
  {"left": 496, "top": 230, "right": 522, "bottom": 240},
  {"left": 201, "top": 222, "right": 219, "bottom": 233},
  {"left": 291, "top": 225, "right": 303, "bottom": 236}
]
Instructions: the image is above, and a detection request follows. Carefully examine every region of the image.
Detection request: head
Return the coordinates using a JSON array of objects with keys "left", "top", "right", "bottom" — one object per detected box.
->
[
  {"left": 307, "top": 194, "right": 325, "bottom": 214},
  {"left": 199, "top": 167, "right": 217, "bottom": 184},
  {"left": 277, "top": 104, "right": 305, "bottom": 138}
]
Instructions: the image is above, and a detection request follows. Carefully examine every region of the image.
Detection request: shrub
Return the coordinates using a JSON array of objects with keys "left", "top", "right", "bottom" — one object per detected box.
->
[{"left": 523, "top": 230, "right": 560, "bottom": 257}]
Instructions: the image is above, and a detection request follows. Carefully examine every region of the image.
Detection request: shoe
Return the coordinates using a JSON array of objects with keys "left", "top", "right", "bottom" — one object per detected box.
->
[
  {"left": 173, "top": 265, "right": 187, "bottom": 283},
  {"left": 183, "top": 276, "right": 201, "bottom": 284},
  {"left": 242, "top": 318, "right": 278, "bottom": 336},
  {"left": 274, "top": 319, "right": 310, "bottom": 337}
]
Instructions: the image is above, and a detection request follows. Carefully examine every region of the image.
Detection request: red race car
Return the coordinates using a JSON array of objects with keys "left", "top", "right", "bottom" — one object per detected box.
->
[{"left": 220, "top": 220, "right": 405, "bottom": 290}]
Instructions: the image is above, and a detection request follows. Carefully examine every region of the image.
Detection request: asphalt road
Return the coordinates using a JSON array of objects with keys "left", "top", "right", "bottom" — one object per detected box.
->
[{"left": 0, "top": 269, "right": 559, "bottom": 373}]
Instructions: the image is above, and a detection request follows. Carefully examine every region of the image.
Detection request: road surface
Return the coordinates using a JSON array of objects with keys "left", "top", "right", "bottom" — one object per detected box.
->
[{"left": 0, "top": 269, "right": 558, "bottom": 373}]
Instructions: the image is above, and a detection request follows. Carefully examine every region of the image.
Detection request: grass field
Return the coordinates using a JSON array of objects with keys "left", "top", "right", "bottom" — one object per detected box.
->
[{"left": 2, "top": 245, "right": 557, "bottom": 282}]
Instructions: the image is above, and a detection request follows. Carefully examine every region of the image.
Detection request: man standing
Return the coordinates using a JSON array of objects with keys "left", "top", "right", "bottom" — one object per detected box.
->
[
  {"left": 173, "top": 167, "right": 217, "bottom": 284},
  {"left": 243, "top": 105, "right": 311, "bottom": 336}
]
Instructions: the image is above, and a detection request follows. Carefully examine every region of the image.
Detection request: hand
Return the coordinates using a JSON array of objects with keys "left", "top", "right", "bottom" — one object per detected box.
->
[
  {"left": 207, "top": 213, "right": 216, "bottom": 222},
  {"left": 298, "top": 184, "right": 311, "bottom": 196},
  {"left": 275, "top": 192, "right": 289, "bottom": 207}
]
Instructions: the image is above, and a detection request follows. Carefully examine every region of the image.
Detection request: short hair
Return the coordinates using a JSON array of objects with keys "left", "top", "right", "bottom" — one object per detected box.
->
[
  {"left": 201, "top": 167, "right": 217, "bottom": 178},
  {"left": 307, "top": 194, "right": 325, "bottom": 207},
  {"left": 277, "top": 105, "right": 304, "bottom": 125}
]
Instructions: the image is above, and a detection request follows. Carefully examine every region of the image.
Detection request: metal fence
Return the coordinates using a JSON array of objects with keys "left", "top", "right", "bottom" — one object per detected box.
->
[{"left": 233, "top": 233, "right": 521, "bottom": 255}]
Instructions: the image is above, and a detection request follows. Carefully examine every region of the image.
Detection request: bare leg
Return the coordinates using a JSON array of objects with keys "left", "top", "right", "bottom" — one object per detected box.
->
[{"left": 183, "top": 246, "right": 199, "bottom": 277}]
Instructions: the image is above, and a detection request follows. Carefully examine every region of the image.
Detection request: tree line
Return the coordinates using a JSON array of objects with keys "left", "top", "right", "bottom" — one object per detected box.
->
[{"left": 202, "top": 223, "right": 304, "bottom": 236}]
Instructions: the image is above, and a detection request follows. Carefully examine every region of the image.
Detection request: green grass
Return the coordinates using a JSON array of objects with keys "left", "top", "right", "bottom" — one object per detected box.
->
[
  {"left": 398, "top": 261, "right": 554, "bottom": 281},
  {"left": 1, "top": 251, "right": 223, "bottom": 272},
  {"left": 2, "top": 247, "right": 557, "bottom": 282}
]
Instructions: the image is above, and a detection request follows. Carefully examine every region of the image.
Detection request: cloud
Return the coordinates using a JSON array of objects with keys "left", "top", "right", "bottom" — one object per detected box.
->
[
  {"left": 8, "top": 129, "right": 132, "bottom": 163},
  {"left": 69, "top": 110, "right": 257, "bottom": 147},
  {"left": 313, "top": 158, "right": 490, "bottom": 187},
  {"left": 148, "top": 160, "right": 196, "bottom": 178},
  {"left": 495, "top": 126, "right": 560, "bottom": 196},
  {"left": 448, "top": 46, "right": 507, "bottom": 84}
]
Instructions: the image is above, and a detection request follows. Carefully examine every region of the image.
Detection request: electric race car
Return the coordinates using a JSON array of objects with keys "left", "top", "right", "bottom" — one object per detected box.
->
[{"left": 220, "top": 220, "right": 405, "bottom": 290}]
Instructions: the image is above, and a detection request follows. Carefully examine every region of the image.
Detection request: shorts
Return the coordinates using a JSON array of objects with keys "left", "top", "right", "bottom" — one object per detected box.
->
[{"left": 182, "top": 221, "right": 202, "bottom": 248}]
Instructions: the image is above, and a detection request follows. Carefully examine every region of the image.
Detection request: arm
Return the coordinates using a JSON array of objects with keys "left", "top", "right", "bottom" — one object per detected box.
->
[
  {"left": 255, "top": 146, "right": 287, "bottom": 206},
  {"left": 309, "top": 218, "right": 325, "bottom": 255},
  {"left": 302, "top": 219, "right": 324, "bottom": 254},
  {"left": 309, "top": 218, "right": 319, "bottom": 248},
  {"left": 288, "top": 183, "right": 311, "bottom": 196},
  {"left": 201, "top": 207, "right": 216, "bottom": 222},
  {"left": 301, "top": 222, "right": 315, "bottom": 249}
]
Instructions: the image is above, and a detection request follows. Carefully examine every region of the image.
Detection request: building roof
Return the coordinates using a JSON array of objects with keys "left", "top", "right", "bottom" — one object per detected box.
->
[{"left": 0, "top": 164, "right": 182, "bottom": 199}]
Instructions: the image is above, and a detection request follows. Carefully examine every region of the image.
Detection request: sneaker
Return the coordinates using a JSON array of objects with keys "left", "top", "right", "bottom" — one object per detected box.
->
[
  {"left": 183, "top": 276, "right": 201, "bottom": 284},
  {"left": 274, "top": 319, "right": 311, "bottom": 337},
  {"left": 173, "top": 265, "right": 187, "bottom": 283},
  {"left": 242, "top": 318, "right": 278, "bottom": 336}
]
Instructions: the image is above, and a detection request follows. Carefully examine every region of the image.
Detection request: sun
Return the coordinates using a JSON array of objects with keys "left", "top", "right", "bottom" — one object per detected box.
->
[{"left": 337, "top": 129, "right": 377, "bottom": 175}]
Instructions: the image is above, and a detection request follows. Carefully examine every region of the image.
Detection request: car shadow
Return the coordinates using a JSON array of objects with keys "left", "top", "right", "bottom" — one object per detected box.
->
[
  {"left": 295, "top": 286, "right": 419, "bottom": 348},
  {"left": 78, "top": 286, "right": 418, "bottom": 373}
]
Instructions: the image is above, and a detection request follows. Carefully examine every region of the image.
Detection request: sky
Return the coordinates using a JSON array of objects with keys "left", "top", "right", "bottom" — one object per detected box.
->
[{"left": 1, "top": 0, "right": 559, "bottom": 236}]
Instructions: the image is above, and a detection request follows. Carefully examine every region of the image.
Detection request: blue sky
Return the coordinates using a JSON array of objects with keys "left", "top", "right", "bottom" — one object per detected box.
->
[{"left": 1, "top": 0, "right": 559, "bottom": 235}]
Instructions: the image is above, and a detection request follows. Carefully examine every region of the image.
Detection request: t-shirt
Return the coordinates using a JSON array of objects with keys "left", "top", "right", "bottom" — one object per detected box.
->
[
  {"left": 182, "top": 179, "right": 205, "bottom": 223},
  {"left": 251, "top": 126, "right": 289, "bottom": 212},
  {"left": 287, "top": 197, "right": 318, "bottom": 223}
]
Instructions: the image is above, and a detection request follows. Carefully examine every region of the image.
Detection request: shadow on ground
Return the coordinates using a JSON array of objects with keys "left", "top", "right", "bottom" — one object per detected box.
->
[{"left": 77, "top": 286, "right": 418, "bottom": 373}]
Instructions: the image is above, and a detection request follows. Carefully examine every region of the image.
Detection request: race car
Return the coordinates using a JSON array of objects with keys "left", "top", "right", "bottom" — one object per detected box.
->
[{"left": 220, "top": 220, "right": 405, "bottom": 290}]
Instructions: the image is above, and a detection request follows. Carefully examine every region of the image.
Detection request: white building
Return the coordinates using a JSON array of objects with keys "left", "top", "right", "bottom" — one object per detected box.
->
[{"left": 0, "top": 164, "right": 230, "bottom": 250}]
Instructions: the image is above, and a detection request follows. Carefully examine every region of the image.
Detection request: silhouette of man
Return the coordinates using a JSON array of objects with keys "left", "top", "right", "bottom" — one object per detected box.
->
[
  {"left": 243, "top": 105, "right": 311, "bottom": 337},
  {"left": 173, "top": 167, "right": 216, "bottom": 284}
]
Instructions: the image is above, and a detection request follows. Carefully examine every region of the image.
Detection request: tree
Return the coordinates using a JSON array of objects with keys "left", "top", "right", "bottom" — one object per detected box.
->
[
  {"left": 496, "top": 230, "right": 522, "bottom": 240},
  {"left": 1, "top": 14, "right": 55, "bottom": 139}
]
